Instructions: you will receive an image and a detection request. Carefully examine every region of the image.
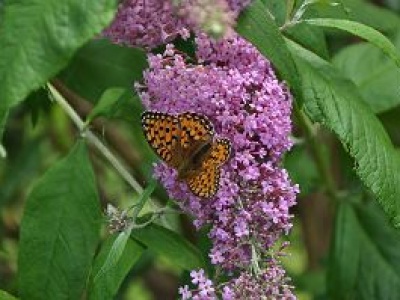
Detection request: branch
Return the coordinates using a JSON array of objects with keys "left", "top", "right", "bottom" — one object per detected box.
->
[{"left": 47, "top": 83, "right": 144, "bottom": 194}]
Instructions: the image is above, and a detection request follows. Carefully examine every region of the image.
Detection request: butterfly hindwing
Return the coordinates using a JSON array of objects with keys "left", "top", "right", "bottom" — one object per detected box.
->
[
  {"left": 185, "top": 138, "right": 231, "bottom": 198},
  {"left": 186, "top": 160, "right": 220, "bottom": 198},
  {"left": 141, "top": 111, "right": 180, "bottom": 166},
  {"left": 211, "top": 138, "right": 231, "bottom": 167}
]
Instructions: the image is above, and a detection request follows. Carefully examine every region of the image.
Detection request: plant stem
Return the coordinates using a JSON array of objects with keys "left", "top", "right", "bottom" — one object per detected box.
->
[
  {"left": 47, "top": 83, "right": 144, "bottom": 194},
  {"left": 294, "top": 106, "right": 338, "bottom": 201},
  {"left": 132, "top": 178, "right": 158, "bottom": 222}
]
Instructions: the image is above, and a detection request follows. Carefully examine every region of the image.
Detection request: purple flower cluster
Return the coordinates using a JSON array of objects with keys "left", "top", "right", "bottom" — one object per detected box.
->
[
  {"left": 103, "top": 0, "right": 251, "bottom": 48},
  {"left": 137, "top": 33, "right": 298, "bottom": 298},
  {"left": 180, "top": 260, "right": 294, "bottom": 300}
]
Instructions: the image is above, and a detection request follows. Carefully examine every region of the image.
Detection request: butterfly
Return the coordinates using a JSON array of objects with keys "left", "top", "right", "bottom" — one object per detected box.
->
[{"left": 141, "top": 111, "right": 231, "bottom": 198}]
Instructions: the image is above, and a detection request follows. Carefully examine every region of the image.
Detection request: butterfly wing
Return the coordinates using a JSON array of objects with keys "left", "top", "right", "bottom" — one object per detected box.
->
[
  {"left": 185, "top": 138, "right": 231, "bottom": 198},
  {"left": 178, "top": 112, "right": 214, "bottom": 155},
  {"left": 141, "top": 111, "right": 181, "bottom": 168},
  {"left": 186, "top": 160, "right": 221, "bottom": 198},
  {"left": 210, "top": 138, "right": 231, "bottom": 166}
]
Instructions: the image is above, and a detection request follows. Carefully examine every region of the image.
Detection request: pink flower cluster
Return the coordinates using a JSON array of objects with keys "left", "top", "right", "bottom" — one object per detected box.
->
[
  {"left": 137, "top": 33, "right": 298, "bottom": 299},
  {"left": 103, "top": 0, "right": 251, "bottom": 48}
]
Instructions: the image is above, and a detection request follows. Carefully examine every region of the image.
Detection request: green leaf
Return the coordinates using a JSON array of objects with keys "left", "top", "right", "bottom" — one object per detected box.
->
[
  {"left": 0, "top": 0, "right": 117, "bottom": 109},
  {"left": 93, "top": 230, "right": 131, "bottom": 283},
  {"left": 329, "top": 202, "right": 400, "bottom": 299},
  {"left": 314, "top": 0, "right": 400, "bottom": 32},
  {"left": 89, "top": 236, "right": 145, "bottom": 300},
  {"left": 18, "top": 142, "right": 101, "bottom": 300},
  {"left": 236, "top": 0, "right": 302, "bottom": 102},
  {"left": 86, "top": 88, "right": 127, "bottom": 123},
  {"left": 328, "top": 203, "right": 359, "bottom": 299},
  {"left": 0, "top": 290, "right": 18, "bottom": 300},
  {"left": 287, "top": 40, "right": 400, "bottom": 226},
  {"left": 333, "top": 43, "right": 400, "bottom": 113},
  {"left": 131, "top": 223, "right": 205, "bottom": 271},
  {"left": 59, "top": 39, "right": 147, "bottom": 102},
  {"left": 285, "top": 23, "right": 329, "bottom": 59},
  {"left": 303, "top": 18, "right": 400, "bottom": 66}
]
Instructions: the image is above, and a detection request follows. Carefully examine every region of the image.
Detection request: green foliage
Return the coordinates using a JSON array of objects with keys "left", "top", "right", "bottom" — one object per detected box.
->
[
  {"left": 288, "top": 40, "right": 400, "bottom": 227},
  {"left": 303, "top": 18, "right": 400, "bottom": 66},
  {"left": 0, "top": 0, "right": 117, "bottom": 109},
  {"left": 333, "top": 42, "right": 400, "bottom": 113},
  {"left": 86, "top": 88, "right": 128, "bottom": 123},
  {"left": 329, "top": 201, "right": 400, "bottom": 299},
  {"left": 18, "top": 142, "right": 101, "bottom": 299},
  {"left": 94, "top": 231, "right": 133, "bottom": 283},
  {"left": 0, "top": 290, "right": 17, "bottom": 300},
  {"left": 314, "top": 0, "right": 400, "bottom": 32},
  {"left": 132, "top": 223, "right": 206, "bottom": 271},
  {"left": 59, "top": 39, "right": 147, "bottom": 102},
  {"left": 89, "top": 236, "right": 145, "bottom": 300}
]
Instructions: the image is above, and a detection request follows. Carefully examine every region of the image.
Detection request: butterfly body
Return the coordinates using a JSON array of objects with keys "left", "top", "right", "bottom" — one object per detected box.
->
[{"left": 141, "top": 111, "right": 231, "bottom": 198}]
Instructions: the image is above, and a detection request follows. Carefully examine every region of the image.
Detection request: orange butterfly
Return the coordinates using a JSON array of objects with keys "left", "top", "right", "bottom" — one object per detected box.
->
[{"left": 141, "top": 111, "right": 231, "bottom": 198}]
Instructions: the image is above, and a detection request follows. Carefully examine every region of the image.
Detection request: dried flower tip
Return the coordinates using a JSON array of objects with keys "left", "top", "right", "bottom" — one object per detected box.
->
[{"left": 105, "top": 204, "right": 131, "bottom": 233}]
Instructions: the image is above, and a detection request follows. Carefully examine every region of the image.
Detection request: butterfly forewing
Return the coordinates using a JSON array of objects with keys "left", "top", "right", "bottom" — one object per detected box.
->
[
  {"left": 178, "top": 112, "right": 214, "bottom": 148},
  {"left": 141, "top": 111, "right": 181, "bottom": 167}
]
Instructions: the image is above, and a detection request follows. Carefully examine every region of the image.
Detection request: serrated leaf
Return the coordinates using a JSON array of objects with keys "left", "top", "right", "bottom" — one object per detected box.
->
[
  {"left": 86, "top": 88, "right": 126, "bottom": 123},
  {"left": 333, "top": 43, "right": 400, "bottom": 113},
  {"left": 18, "top": 142, "right": 101, "bottom": 300},
  {"left": 303, "top": 18, "right": 400, "bottom": 66},
  {"left": 329, "top": 202, "right": 400, "bottom": 299},
  {"left": 287, "top": 40, "right": 400, "bottom": 226},
  {"left": 236, "top": 0, "right": 302, "bottom": 102},
  {"left": 131, "top": 223, "right": 205, "bottom": 271},
  {"left": 59, "top": 39, "right": 147, "bottom": 102},
  {"left": 0, "top": 0, "right": 117, "bottom": 109},
  {"left": 89, "top": 235, "right": 144, "bottom": 300},
  {"left": 0, "top": 290, "right": 18, "bottom": 300}
]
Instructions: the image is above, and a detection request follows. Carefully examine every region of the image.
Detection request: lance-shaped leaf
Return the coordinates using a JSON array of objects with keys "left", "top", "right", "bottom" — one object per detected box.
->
[
  {"left": 89, "top": 236, "right": 145, "bottom": 300},
  {"left": 18, "top": 142, "right": 101, "bottom": 299},
  {"left": 303, "top": 18, "right": 400, "bottom": 66}
]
